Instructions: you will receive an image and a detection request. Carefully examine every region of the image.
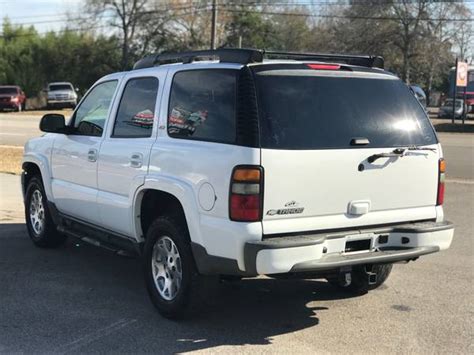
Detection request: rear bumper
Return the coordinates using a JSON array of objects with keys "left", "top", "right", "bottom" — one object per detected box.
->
[
  {"left": 244, "top": 221, "right": 454, "bottom": 275},
  {"left": 47, "top": 100, "right": 76, "bottom": 105}
]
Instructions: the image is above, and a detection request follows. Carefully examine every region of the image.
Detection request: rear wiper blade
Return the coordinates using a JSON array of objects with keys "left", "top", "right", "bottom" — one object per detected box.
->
[
  {"left": 368, "top": 146, "right": 436, "bottom": 163},
  {"left": 405, "top": 145, "right": 437, "bottom": 152},
  {"left": 368, "top": 148, "right": 406, "bottom": 163}
]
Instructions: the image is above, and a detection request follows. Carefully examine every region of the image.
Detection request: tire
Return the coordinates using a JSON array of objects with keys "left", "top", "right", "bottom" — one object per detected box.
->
[
  {"left": 25, "top": 176, "right": 66, "bottom": 248},
  {"left": 327, "top": 264, "right": 393, "bottom": 294},
  {"left": 143, "top": 216, "right": 210, "bottom": 319}
]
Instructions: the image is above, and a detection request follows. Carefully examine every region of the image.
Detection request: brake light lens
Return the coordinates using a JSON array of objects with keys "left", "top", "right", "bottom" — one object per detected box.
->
[
  {"left": 437, "top": 158, "right": 446, "bottom": 205},
  {"left": 230, "top": 166, "right": 263, "bottom": 222},
  {"left": 307, "top": 63, "right": 341, "bottom": 70}
]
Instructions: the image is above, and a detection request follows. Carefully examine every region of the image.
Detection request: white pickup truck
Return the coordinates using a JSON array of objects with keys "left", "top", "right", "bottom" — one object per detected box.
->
[{"left": 22, "top": 49, "right": 454, "bottom": 319}]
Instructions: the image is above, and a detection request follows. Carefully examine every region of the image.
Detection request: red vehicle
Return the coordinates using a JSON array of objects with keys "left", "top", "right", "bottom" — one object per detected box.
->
[{"left": 0, "top": 85, "right": 26, "bottom": 112}]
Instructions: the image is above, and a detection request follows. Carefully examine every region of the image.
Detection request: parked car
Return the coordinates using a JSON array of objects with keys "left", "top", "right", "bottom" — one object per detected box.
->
[
  {"left": 0, "top": 85, "right": 26, "bottom": 111},
  {"left": 409, "top": 85, "right": 427, "bottom": 109},
  {"left": 22, "top": 49, "right": 454, "bottom": 319},
  {"left": 437, "top": 98, "right": 466, "bottom": 119},
  {"left": 46, "top": 82, "right": 78, "bottom": 109}
]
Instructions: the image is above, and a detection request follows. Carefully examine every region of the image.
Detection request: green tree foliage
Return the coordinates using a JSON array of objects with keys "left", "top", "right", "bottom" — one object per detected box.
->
[{"left": 0, "top": 19, "right": 121, "bottom": 96}]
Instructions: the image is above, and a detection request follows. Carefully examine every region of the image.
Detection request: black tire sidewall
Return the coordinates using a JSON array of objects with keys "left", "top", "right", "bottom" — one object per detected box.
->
[
  {"left": 143, "top": 217, "right": 196, "bottom": 318},
  {"left": 24, "top": 176, "right": 63, "bottom": 247},
  {"left": 25, "top": 177, "right": 48, "bottom": 241}
]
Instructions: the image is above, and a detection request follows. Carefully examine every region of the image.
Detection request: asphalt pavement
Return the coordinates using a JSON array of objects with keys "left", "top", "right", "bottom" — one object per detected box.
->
[
  {"left": 0, "top": 110, "right": 473, "bottom": 353},
  {"left": 0, "top": 180, "right": 472, "bottom": 353}
]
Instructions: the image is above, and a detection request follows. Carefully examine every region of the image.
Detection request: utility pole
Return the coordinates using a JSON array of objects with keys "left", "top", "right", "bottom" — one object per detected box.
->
[{"left": 211, "top": 0, "right": 217, "bottom": 49}]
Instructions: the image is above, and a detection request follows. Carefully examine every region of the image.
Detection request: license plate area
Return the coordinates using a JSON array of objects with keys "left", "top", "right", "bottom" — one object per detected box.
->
[{"left": 345, "top": 239, "right": 371, "bottom": 253}]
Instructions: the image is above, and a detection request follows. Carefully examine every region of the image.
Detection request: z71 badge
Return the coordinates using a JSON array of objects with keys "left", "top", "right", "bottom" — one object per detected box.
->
[{"left": 266, "top": 201, "right": 304, "bottom": 216}]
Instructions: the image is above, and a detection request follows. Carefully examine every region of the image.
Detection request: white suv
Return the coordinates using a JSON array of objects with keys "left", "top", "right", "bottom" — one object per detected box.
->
[
  {"left": 22, "top": 49, "right": 454, "bottom": 318},
  {"left": 46, "top": 82, "right": 78, "bottom": 109}
]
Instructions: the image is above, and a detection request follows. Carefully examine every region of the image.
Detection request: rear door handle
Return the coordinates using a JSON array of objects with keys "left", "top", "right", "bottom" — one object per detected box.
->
[
  {"left": 87, "top": 148, "right": 98, "bottom": 162},
  {"left": 130, "top": 153, "right": 143, "bottom": 168}
]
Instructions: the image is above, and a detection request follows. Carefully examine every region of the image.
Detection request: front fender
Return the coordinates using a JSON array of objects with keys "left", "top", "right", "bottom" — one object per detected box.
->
[
  {"left": 132, "top": 174, "right": 203, "bottom": 245},
  {"left": 22, "top": 151, "right": 54, "bottom": 203}
]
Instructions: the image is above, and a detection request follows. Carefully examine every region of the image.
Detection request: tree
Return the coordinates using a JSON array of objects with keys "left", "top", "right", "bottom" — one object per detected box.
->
[{"left": 86, "top": 0, "right": 149, "bottom": 69}]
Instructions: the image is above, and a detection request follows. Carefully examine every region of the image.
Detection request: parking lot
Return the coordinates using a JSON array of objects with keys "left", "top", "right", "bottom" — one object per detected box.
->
[{"left": 0, "top": 110, "right": 473, "bottom": 353}]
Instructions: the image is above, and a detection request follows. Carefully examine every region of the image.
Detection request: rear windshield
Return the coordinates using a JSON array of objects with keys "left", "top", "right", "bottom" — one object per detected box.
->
[
  {"left": 49, "top": 84, "right": 73, "bottom": 91},
  {"left": 443, "top": 99, "right": 462, "bottom": 107},
  {"left": 255, "top": 70, "right": 437, "bottom": 149},
  {"left": 0, "top": 87, "right": 18, "bottom": 95}
]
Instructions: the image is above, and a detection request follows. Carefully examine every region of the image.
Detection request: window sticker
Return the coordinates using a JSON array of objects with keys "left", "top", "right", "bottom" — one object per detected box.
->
[
  {"left": 130, "top": 109, "right": 154, "bottom": 128},
  {"left": 168, "top": 106, "right": 208, "bottom": 136}
]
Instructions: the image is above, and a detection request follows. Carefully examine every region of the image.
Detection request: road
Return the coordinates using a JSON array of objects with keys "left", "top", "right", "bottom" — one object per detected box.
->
[
  {"left": 0, "top": 174, "right": 472, "bottom": 353},
  {"left": 0, "top": 111, "right": 473, "bottom": 353}
]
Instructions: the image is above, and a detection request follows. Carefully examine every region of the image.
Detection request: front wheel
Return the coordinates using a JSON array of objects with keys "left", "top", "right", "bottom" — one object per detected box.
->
[
  {"left": 25, "top": 176, "right": 66, "bottom": 248},
  {"left": 143, "top": 216, "right": 208, "bottom": 319},
  {"left": 327, "top": 264, "right": 393, "bottom": 294}
]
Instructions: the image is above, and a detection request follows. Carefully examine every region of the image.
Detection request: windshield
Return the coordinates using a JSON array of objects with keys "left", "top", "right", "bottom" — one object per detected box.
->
[
  {"left": 255, "top": 70, "right": 437, "bottom": 149},
  {"left": 49, "top": 84, "right": 73, "bottom": 91},
  {"left": 443, "top": 100, "right": 462, "bottom": 107},
  {"left": 0, "top": 87, "right": 18, "bottom": 95}
]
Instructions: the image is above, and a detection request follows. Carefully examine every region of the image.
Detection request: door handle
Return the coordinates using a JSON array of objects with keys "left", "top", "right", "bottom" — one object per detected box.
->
[
  {"left": 87, "top": 148, "right": 98, "bottom": 162},
  {"left": 130, "top": 153, "right": 143, "bottom": 168}
]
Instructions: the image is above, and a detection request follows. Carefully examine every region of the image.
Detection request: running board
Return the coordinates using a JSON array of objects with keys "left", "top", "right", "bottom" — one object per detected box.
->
[{"left": 57, "top": 220, "right": 141, "bottom": 257}]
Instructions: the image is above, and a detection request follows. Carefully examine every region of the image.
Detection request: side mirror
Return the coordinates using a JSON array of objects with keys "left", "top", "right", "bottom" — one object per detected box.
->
[{"left": 39, "top": 114, "right": 66, "bottom": 133}]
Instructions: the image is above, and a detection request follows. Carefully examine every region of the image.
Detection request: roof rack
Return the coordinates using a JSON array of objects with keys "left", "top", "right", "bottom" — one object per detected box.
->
[
  {"left": 133, "top": 48, "right": 264, "bottom": 69},
  {"left": 265, "top": 51, "right": 384, "bottom": 69},
  {"left": 132, "top": 48, "right": 384, "bottom": 70}
]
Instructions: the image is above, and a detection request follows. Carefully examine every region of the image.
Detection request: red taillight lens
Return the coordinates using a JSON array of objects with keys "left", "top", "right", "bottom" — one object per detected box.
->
[
  {"left": 229, "top": 166, "right": 263, "bottom": 222},
  {"left": 437, "top": 158, "right": 446, "bottom": 205},
  {"left": 230, "top": 194, "right": 260, "bottom": 221},
  {"left": 306, "top": 63, "right": 341, "bottom": 70}
]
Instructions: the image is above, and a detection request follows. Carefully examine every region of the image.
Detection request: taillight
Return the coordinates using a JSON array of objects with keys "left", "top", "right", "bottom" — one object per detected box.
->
[
  {"left": 437, "top": 158, "right": 446, "bottom": 205},
  {"left": 229, "top": 166, "right": 263, "bottom": 222},
  {"left": 306, "top": 63, "right": 341, "bottom": 70}
]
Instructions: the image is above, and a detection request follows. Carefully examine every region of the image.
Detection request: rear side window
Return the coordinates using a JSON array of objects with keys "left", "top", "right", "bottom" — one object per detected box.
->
[
  {"left": 167, "top": 69, "right": 237, "bottom": 143},
  {"left": 255, "top": 71, "right": 437, "bottom": 149},
  {"left": 112, "top": 77, "right": 159, "bottom": 138}
]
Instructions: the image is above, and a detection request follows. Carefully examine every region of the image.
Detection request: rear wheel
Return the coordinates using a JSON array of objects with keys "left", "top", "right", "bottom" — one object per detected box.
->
[
  {"left": 25, "top": 176, "right": 66, "bottom": 248},
  {"left": 143, "top": 216, "right": 210, "bottom": 319},
  {"left": 327, "top": 264, "right": 393, "bottom": 294}
]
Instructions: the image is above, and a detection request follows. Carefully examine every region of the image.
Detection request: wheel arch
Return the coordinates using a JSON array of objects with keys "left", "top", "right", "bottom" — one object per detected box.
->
[
  {"left": 133, "top": 177, "right": 202, "bottom": 245},
  {"left": 22, "top": 153, "right": 54, "bottom": 202}
]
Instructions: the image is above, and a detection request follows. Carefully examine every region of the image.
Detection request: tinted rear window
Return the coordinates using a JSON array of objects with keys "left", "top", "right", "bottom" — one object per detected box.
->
[
  {"left": 49, "top": 84, "right": 72, "bottom": 91},
  {"left": 255, "top": 71, "right": 437, "bottom": 149},
  {"left": 0, "top": 87, "right": 18, "bottom": 95},
  {"left": 168, "top": 69, "right": 237, "bottom": 144}
]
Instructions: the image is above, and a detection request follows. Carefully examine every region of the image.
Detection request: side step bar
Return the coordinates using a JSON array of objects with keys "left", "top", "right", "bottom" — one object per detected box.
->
[{"left": 56, "top": 217, "right": 142, "bottom": 257}]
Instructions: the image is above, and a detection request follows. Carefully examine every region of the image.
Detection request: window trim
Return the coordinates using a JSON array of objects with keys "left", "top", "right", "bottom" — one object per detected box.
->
[
  {"left": 69, "top": 79, "right": 119, "bottom": 137},
  {"left": 111, "top": 76, "right": 159, "bottom": 139},
  {"left": 166, "top": 68, "right": 239, "bottom": 145}
]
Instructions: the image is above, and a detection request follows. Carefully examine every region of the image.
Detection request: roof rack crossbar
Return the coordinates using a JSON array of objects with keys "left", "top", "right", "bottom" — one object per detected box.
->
[
  {"left": 133, "top": 48, "right": 384, "bottom": 70},
  {"left": 133, "top": 48, "right": 264, "bottom": 69},
  {"left": 264, "top": 51, "right": 384, "bottom": 69}
]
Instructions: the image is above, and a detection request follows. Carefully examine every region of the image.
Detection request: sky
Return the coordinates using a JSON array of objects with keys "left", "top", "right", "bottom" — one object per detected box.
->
[
  {"left": 0, "top": 0, "right": 85, "bottom": 33},
  {"left": 1, "top": 0, "right": 474, "bottom": 35}
]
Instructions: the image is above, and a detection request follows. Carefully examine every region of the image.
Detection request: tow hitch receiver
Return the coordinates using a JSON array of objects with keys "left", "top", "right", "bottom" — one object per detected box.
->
[
  {"left": 365, "top": 270, "right": 378, "bottom": 285},
  {"left": 338, "top": 266, "right": 378, "bottom": 286}
]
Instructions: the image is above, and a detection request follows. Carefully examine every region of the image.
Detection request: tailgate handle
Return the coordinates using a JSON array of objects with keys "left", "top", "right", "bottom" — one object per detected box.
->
[{"left": 348, "top": 200, "right": 371, "bottom": 216}]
